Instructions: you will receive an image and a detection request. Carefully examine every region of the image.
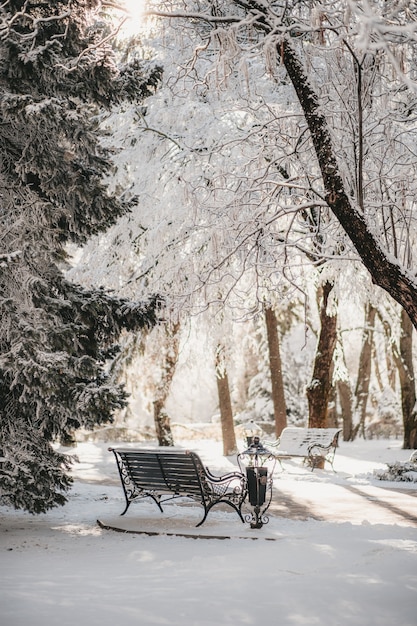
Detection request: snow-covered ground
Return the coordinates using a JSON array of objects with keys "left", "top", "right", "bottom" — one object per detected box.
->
[{"left": 1, "top": 436, "right": 416, "bottom": 626}]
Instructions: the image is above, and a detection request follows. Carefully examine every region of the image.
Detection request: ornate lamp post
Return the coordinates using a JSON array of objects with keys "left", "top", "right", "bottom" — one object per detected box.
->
[{"left": 237, "top": 435, "right": 277, "bottom": 529}]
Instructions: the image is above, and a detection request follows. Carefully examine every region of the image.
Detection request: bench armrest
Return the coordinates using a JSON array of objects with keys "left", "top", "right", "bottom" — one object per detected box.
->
[
  {"left": 202, "top": 467, "right": 246, "bottom": 499},
  {"left": 307, "top": 438, "right": 339, "bottom": 471},
  {"left": 204, "top": 467, "right": 245, "bottom": 483},
  {"left": 307, "top": 441, "right": 334, "bottom": 455},
  {"left": 263, "top": 438, "right": 281, "bottom": 449}
]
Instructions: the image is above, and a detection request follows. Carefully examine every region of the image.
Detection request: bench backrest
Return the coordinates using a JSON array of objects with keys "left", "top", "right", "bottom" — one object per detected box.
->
[
  {"left": 276, "top": 428, "right": 341, "bottom": 455},
  {"left": 112, "top": 449, "right": 209, "bottom": 499}
]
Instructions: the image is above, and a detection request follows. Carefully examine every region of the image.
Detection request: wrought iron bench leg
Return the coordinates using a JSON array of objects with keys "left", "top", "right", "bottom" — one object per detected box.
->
[
  {"left": 195, "top": 500, "right": 246, "bottom": 527},
  {"left": 120, "top": 493, "right": 164, "bottom": 516}
]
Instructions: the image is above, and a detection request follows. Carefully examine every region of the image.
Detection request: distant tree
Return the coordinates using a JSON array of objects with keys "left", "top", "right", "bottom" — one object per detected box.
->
[
  {"left": 215, "top": 344, "right": 237, "bottom": 456},
  {"left": 306, "top": 281, "right": 338, "bottom": 431},
  {"left": 382, "top": 309, "right": 417, "bottom": 449},
  {"left": 397, "top": 311, "right": 417, "bottom": 449},
  {"left": 352, "top": 304, "right": 377, "bottom": 439},
  {"left": 148, "top": 322, "right": 179, "bottom": 446},
  {"left": 264, "top": 306, "right": 287, "bottom": 437},
  {"left": 0, "top": 0, "right": 162, "bottom": 513}
]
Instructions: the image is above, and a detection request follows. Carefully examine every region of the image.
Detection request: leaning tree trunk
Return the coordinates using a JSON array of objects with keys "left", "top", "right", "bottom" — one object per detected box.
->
[
  {"left": 352, "top": 304, "right": 376, "bottom": 440},
  {"left": 306, "top": 282, "right": 338, "bottom": 438},
  {"left": 398, "top": 310, "right": 417, "bottom": 449},
  {"left": 215, "top": 345, "right": 238, "bottom": 456},
  {"left": 281, "top": 40, "right": 417, "bottom": 332},
  {"left": 264, "top": 306, "right": 287, "bottom": 437}
]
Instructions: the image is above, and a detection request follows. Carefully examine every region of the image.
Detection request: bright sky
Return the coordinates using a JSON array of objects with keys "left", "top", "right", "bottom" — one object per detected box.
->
[{"left": 119, "top": 0, "right": 146, "bottom": 38}]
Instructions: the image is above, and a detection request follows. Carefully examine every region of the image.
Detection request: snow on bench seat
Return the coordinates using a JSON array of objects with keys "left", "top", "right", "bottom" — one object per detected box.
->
[{"left": 267, "top": 427, "right": 342, "bottom": 471}]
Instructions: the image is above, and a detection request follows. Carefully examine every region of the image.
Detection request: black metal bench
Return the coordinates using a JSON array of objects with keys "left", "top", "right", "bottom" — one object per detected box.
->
[{"left": 109, "top": 447, "right": 247, "bottom": 527}]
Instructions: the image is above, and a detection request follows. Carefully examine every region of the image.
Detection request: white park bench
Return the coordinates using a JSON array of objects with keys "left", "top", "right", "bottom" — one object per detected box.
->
[{"left": 267, "top": 427, "right": 342, "bottom": 471}]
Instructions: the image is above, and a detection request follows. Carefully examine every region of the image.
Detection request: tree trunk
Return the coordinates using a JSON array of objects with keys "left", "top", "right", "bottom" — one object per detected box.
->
[
  {"left": 215, "top": 346, "right": 238, "bottom": 456},
  {"left": 281, "top": 40, "right": 417, "bottom": 332},
  {"left": 153, "top": 400, "right": 174, "bottom": 447},
  {"left": 306, "top": 281, "right": 338, "bottom": 430},
  {"left": 333, "top": 331, "right": 353, "bottom": 441},
  {"left": 326, "top": 384, "right": 337, "bottom": 428},
  {"left": 264, "top": 306, "right": 287, "bottom": 437},
  {"left": 338, "top": 380, "right": 354, "bottom": 441},
  {"left": 152, "top": 322, "right": 180, "bottom": 447},
  {"left": 398, "top": 310, "right": 417, "bottom": 449},
  {"left": 352, "top": 304, "right": 376, "bottom": 440},
  {"left": 378, "top": 309, "right": 417, "bottom": 449}
]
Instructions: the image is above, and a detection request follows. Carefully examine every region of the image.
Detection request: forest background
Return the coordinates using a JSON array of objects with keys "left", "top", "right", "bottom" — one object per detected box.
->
[
  {"left": 72, "top": 0, "right": 417, "bottom": 451},
  {"left": 1, "top": 0, "right": 417, "bottom": 514}
]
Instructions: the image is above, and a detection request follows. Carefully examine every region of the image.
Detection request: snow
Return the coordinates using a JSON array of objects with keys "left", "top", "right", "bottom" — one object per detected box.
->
[{"left": 1, "top": 436, "right": 416, "bottom": 626}]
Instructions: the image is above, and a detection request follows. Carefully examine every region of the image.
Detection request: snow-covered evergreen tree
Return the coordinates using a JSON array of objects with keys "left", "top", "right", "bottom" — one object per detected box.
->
[{"left": 0, "top": 0, "right": 162, "bottom": 513}]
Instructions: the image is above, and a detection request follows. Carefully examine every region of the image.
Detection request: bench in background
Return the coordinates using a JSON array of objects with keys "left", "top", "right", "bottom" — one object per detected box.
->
[
  {"left": 267, "top": 427, "right": 342, "bottom": 470},
  {"left": 109, "top": 447, "right": 247, "bottom": 527}
]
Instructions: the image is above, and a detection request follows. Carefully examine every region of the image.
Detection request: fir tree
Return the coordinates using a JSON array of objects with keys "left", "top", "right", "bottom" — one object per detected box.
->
[{"left": 0, "top": 0, "right": 162, "bottom": 513}]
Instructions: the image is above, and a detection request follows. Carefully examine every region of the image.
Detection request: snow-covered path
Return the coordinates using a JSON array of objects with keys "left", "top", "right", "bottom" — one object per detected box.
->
[{"left": 1, "top": 438, "right": 416, "bottom": 626}]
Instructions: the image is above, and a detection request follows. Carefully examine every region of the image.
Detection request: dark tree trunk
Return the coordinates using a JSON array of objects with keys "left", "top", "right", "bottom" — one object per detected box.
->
[
  {"left": 306, "top": 281, "right": 338, "bottom": 429},
  {"left": 326, "top": 383, "right": 337, "bottom": 428},
  {"left": 215, "top": 346, "right": 238, "bottom": 456},
  {"left": 265, "top": 306, "right": 287, "bottom": 437},
  {"left": 338, "top": 380, "right": 354, "bottom": 441},
  {"left": 334, "top": 331, "right": 354, "bottom": 441},
  {"left": 352, "top": 304, "right": 376, "bottom": 440},
  {"left": 379, "top": 309, "right": 417, "bottom": 449},
  {"left": 398, "top": 310, "right": 417, "bottom": 449},
  {"left": 281, "top": 40, "right": 417, "bottom": 332}
]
